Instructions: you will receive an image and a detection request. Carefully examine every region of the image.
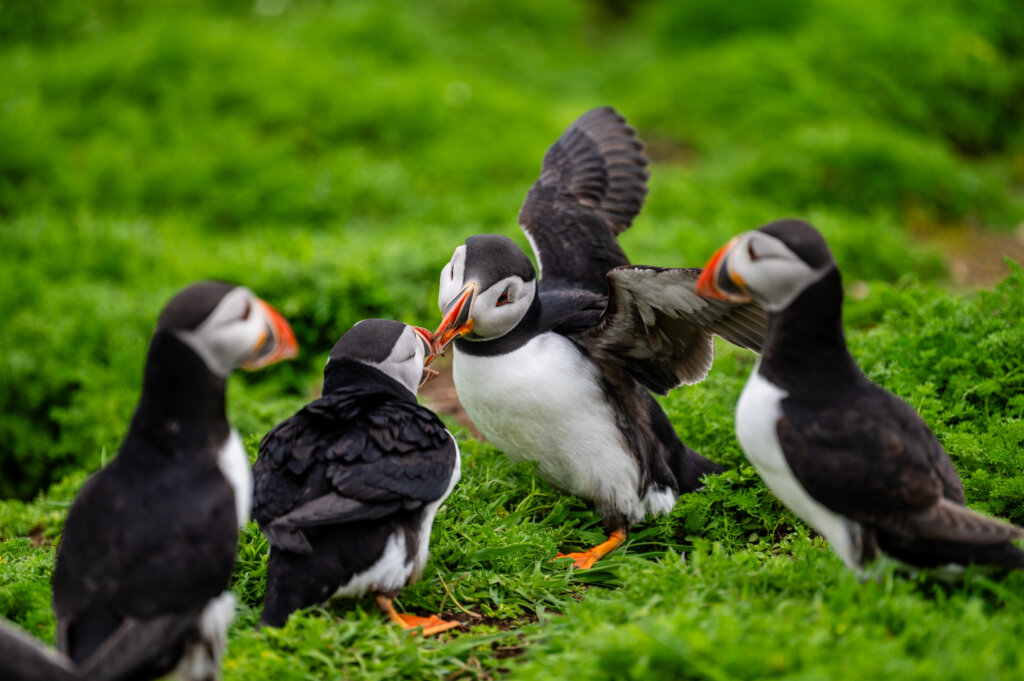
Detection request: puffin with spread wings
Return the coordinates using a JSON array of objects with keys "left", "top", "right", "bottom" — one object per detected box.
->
[{"left": 432, "top": 106, "right": 767, "bottom": 568}]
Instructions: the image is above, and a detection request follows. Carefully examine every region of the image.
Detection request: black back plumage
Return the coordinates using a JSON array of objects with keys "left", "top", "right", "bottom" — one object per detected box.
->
[
  {"left": 254, "top": 360, "right": 454, "bottom": 533},
  {"left": 253, "top": 359, "right": 458, "bottom": 625},
  {"left": 51, "top": 329, "right": 239, "bottom": 675}
]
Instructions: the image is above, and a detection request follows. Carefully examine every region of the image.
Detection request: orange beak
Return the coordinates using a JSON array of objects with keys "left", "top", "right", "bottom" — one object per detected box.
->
[
  {"left": 243, "top": 299, "right": 299, "bottom": 370},
  {"left": 432, "top": 282, "right": 477, "bottom": 355},
  {"left": 695, "top": 237, "right": 751, "bottom": 303},
  {"left": 410, "top": 326, "right": 441, "bottom": 386}
]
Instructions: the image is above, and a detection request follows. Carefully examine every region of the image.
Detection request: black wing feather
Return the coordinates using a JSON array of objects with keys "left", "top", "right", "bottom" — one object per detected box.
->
[
  {"left": 253, "top": 386, "right": 457, "bottom": 552},
  {"left": 52, "top": 453, "right": 237, "bottom": 664},
  {"left": 519, "top": 106, "right": 649, "bottom": 292},
  {"left": 777, "top": 381, "right": 1023, "bottom": 545}
]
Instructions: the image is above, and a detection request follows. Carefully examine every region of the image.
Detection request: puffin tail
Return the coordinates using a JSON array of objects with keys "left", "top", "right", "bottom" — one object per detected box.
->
[
  {"left": 0, "top": 619, "right": 78, "bottom": 681},
  {"left": 670, "top": 443, "right": 725, "bottom": 493},
  {"left": 979, "top": 542, "right": 1024, "bottom": 571},
  {"left": 646, "top": 395, "right": 724, "bottom": 493}
]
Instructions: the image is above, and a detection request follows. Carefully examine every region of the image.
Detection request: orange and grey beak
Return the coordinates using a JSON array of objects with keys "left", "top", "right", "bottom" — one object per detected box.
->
[
  {"left": 695, "top": 236, "right": 752, "bottom": 303},
  {"left": 411, "top": 326, "right": 441, "bottom": 386},
  {"left": 243, "top": 299, "right": 299, "bottom": 370},
  {"left": 432, "top": 282, "right": 478, "bottom": 354}
]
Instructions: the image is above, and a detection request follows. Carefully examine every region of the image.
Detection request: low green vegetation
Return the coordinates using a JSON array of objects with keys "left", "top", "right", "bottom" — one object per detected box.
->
[{"left": 2, "top": 0, "right": 1023, "bottom": 678}]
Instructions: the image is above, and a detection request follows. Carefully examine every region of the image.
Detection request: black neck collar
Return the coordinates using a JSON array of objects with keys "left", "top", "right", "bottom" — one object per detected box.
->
[
  {"left": 322, "top": 358, "right": 417, "bottom": 402},
  {"left": 126, "top": 330, "right": 229, "bottom": 458},
  {"left": 758, "top": 266, "right": 861, "bottom": 391}
]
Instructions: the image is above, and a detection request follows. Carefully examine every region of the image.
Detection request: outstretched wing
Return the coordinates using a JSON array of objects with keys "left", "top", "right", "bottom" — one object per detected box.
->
[
  {"left": 518, "top": 106, "right": 649, "bottom": 293},
  {"left": 578, "top": 266, "right": 767, "bottom": 395},
  {"left": 254, "top": 389, "right": 457, "bottom": 553}
]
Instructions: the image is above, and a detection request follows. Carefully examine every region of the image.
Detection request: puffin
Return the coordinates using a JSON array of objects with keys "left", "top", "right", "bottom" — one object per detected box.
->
[
  {"left": 431, "top": 106, "right": 767, "bottom": 568},
  {"left": 50, "top": 281, "right": 298, "bottom": 681},
  {"left": 695, "top": 218, "right": 1024, "bottom": 572},
  {"left": 253, "top": 319, "right": 461, "bottom": 635}
]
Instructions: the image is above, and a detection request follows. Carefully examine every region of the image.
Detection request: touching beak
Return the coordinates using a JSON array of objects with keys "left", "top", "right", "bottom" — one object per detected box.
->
[
  {"left": 695, "top": 236, "right": 752, "bottom": 303},
  {"left": 411, "top": 326, "right": 441, "bottom": 386},
  {"left": 243, "top": 299, "right": 299, "bottom": 370},
  {"left": 432, "top": 282, "right": 478, "bottom": 354}
]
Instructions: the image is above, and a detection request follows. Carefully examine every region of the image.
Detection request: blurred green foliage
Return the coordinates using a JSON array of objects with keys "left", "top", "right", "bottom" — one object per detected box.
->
[
  {"left": 5, "top": 0, "right": 1022, "bottom": 496},
  {"left": 1, "top": 0, "right": 1024, "bottom": 678}
]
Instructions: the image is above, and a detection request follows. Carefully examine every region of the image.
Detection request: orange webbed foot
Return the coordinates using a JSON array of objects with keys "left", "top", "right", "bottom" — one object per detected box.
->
[
  {"left": 376, "top": 594, "right": 461, "bottom": 636},
  {"left": 392, "top": 613, "right": 461, "bottom": 636},
  {"left": 553, "top": 529, "right": 627, "bottom": 570}
]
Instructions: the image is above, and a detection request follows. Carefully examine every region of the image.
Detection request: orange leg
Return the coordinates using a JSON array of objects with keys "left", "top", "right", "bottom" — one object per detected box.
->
[
  {"left": 556, "top": 528, "right": 627, "bottom": 569},
  {"left": 375, "top": 594, "right": 460, "bottom": 636}
]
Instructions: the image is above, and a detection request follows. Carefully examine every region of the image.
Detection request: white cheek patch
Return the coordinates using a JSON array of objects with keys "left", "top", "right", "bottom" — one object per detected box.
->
[
  {"left": 438, "top": 246, "right": 467, "bottom": 311},
  {"left": 469, "top": 278, "right": 535, "bottom": 340},
  {"left": 175, "top": 289, "right": 265, "bottom": 377},
  {"left": 367, "top": 326, "right": 424, "bottom": 396},
  {"left": 733, "top": 235, "right": 829, "bottom": 312}
]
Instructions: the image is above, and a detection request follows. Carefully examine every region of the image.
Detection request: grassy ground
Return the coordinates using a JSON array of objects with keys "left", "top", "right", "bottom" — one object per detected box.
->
[{"left": 2, "top": 0, "right": 1023, "bottom": 678}]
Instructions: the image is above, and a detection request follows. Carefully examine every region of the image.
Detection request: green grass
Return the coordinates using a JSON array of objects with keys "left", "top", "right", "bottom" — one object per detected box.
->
[{"left": 2, "top": 0, "right": 1024, "bottom": 678}]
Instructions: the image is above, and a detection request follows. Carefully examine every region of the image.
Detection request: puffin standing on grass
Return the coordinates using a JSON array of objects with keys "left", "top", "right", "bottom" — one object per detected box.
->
[
  {"left": 50, "top": 281, "right": 298, "bottom": 681},
  {"left": 432, "top": 107, "right": 767, "bottom": 568},
  {"left": 695, "top": 218, "right": 1024, "bottom": 572},
  {"left": 254, "top": 320, "right": 461, "bottom": 634}
]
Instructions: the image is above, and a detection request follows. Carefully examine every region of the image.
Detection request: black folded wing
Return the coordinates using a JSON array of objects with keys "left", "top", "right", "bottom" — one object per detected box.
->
[{"left": 254, "top": 386, "right": 457, "bottom": 554}]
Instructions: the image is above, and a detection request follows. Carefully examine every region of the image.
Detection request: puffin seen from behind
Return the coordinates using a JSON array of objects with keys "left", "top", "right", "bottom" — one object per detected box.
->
[
  {"left": 51, "top": 281, "right": 298, "bottom": 681},
  {"left": 254, "top": 320, "right": 461, "bottom": 634},
  {"left": 695, "top": 218, "right": 1024, "bottom": 573},
  {"left": 432, "top": 107, "right": 767, "bottom": 568}
]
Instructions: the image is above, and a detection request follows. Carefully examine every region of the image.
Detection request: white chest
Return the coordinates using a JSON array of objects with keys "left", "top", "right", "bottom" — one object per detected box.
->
[
  {"left": 171, "top": 592, "right": 236, "bottom": 681},
  {"left": 453, "top": 333, "right": 654, "bottom": 522},
  {"left": 217, "top": 429, "right": 253, "bottom": 529},
  {"left": 735, "top": 366, "right": 861, "bottom": 569}
]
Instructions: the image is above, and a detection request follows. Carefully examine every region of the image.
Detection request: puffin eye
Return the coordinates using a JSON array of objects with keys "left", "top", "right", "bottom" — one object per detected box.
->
[
  {"left": 747, "top": 241, "right": 759, "bottom": 261},
  {"left": 240, "top": 300, "right": 251, "bottom": 321},
  {"left": 496, "top": 289, "right": 510, "bottom": 307}
]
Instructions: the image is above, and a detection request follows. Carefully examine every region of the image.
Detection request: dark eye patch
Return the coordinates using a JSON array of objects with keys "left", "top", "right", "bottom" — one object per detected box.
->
[{"left": 496, "top": 289, "right": 510, "bottom": 306}]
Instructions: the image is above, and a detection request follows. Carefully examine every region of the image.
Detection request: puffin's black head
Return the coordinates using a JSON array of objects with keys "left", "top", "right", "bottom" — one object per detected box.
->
[
  {"left": 328, "top": 319, "right": 436, "bottom": 395},
  {"left": 695, "top": 219, "right": 836, "bottom": 312},
  {"left": 161, "top": 280, "right": 299, "bottom": 377},
  {"left": 433, "top": 234, "right": 538, "bottom": 351}
]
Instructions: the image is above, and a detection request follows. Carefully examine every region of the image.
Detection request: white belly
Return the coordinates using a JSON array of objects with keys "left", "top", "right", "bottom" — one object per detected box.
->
[
  {"left": 454, "top": 333, "right": 660, "bottom": 524},
  {"left": 736, "top": 365, "right": 862, "bottom": 569},
  {"left": 170, "top": 592, "right": 235, "bottom": 681},
  {"left": 218, "top": 429, "right": 253, "bottom": 529},
  {"left": 336, "top": 435, "right": 461, "bottom": 597}
]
